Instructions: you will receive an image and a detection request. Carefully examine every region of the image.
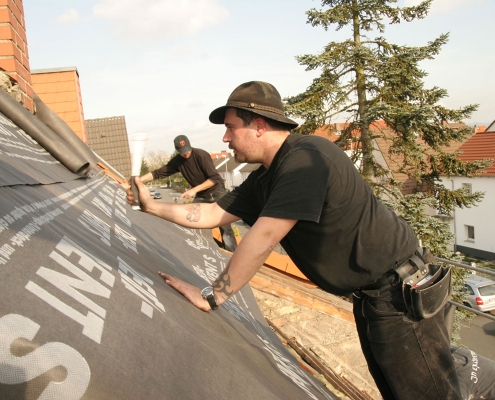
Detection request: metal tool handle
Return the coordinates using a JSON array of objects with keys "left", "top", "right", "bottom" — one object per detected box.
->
[{"left": 130, "top": 176, "right": 141, "bottom": 211}]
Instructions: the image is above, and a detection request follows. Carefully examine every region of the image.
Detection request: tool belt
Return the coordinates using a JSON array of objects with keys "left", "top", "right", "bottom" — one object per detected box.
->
[
  {"left": 359, "top": 247, "right": 452, "bottom": 319},
  {"left": 402, "top": 264, "right": 452, "bottom": 319}
]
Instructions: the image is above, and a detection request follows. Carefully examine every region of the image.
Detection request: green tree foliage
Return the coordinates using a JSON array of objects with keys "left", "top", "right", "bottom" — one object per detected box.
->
[
  {"left": 286, "top": 0, "right": 489, "bottom": 189},
  {"left": 286, "top": 0, "right": 492, "bottom": 340},
  {"left": 140, "top": 160, "right": 149, "bottom": 176}
]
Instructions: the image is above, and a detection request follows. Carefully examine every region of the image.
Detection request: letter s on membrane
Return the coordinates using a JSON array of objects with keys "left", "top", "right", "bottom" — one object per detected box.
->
[{"left": 0, "top": 314, "right": 90, "bottom": 399}]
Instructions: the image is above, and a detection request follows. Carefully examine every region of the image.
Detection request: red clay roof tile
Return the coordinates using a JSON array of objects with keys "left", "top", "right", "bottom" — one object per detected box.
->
[{"left": 456, "top": 132, "right": 495, "bottom": 176}]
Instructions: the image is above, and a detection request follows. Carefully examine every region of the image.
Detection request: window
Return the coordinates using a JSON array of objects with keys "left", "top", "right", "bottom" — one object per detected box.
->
[
  {"left": 464, "top": 284, "right": 474, "bottom": 296},
  {"left": 466, "top": 225, "right": 475, "bottom": 240},
  {"left": 479, "top": 284, "right": 495, "bottom": 296},
  {"left": 461, "top": 183, "right": 472, "bottom": 195}
]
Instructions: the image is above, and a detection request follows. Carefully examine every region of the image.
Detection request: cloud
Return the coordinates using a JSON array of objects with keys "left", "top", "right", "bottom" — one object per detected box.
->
[
  {"left": 92, "top": 0, "right": 229, "bottom": 42},
  {"left": 57, "top": 8, "right": 79, "bottom": 25},
  {"left": 404, "top": 0, "right": 483, "bottom": 14}
]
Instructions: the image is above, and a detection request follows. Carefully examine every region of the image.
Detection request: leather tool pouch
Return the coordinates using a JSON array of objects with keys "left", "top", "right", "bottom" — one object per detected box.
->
[{"left": 402, "top": 264, "right": 452, "bottom": 319}]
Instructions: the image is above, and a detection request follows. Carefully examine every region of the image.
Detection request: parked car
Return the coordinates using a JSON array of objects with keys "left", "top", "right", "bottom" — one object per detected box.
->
[
  {"left": 153, "top": 192, "right": 162, "bottom": 199},
  {"left": 149, "top": 188, "right": 156, "bottom": 196},
  {"left": 463, "top": 275, "right": 495, "bottom": 313}
]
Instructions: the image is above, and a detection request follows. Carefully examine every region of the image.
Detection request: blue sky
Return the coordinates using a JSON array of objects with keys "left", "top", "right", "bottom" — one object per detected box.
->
[{"left": 23, "top": 0, "right": 494, "bottom": 156}]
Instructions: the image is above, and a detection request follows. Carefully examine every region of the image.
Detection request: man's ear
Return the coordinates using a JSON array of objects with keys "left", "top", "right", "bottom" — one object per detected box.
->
[{"left": 254, "top": 117, "right": 267, "bottom": 137}]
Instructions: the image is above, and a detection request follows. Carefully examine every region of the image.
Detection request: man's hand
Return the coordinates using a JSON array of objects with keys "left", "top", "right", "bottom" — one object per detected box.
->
[
  {"left": 158, "top": 272, "right": 212, "bottom": 311},
  {"left": 180, "top": 188, "right": 197, "bottom": 199},
  {"left": 120, "top": 180, "right": 131, "bottom": 190},
  {"left": 126, "top": 177, "right": 151, "bottom": 211},
  {"left": 180, "top": 179, "right": 215, "bottom": 200}
]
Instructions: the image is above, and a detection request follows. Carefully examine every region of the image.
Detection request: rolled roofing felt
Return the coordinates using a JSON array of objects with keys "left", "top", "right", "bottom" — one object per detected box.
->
[{"left": 0, "top": 89, "right": 90, "bottom": 175}]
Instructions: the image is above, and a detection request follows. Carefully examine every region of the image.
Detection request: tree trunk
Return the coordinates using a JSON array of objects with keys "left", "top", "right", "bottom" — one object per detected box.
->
[{"left": 352, "top": 0, "right": 374, "bottom": 179}]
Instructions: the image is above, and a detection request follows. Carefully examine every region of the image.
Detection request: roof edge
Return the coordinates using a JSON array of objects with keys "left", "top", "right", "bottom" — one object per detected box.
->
[{"left": 31, "top": 66, "right": 79, "bottom": 76}]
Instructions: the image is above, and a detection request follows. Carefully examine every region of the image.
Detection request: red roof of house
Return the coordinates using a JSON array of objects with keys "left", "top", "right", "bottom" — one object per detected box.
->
[
  {"left": 313, "top": 123, "right": 360, "bottom": 151},
  {"left": 456, "top": 131, "right": 495, "bottom": 177},
  {"left": 211, "top": 151, "right": 230, "bottom": 160}
]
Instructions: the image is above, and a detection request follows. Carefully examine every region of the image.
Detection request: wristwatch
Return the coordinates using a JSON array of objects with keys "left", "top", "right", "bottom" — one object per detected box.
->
[{"left": 201, "top": 286, "right": 219, "bottom": 310}]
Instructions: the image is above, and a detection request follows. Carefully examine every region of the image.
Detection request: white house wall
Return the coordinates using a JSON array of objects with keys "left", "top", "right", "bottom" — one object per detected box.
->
[
  {"left": 232, "top": 164, "right": 250, "bottom": 189},
  {"left": 216, "top": 161, "right": 253, "bottom": 190},
  {"left": 440, "top": 176, "right": 495, "bottom": 260}
]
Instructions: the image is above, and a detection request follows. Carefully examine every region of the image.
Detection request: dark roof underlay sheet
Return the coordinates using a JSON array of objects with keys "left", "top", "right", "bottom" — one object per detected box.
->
[
  {"left": 0, "top": 111, "right": 83, "bottom": 186},
  {"left": 0, "top": 89, "right": 92, "bottom": 177},
  {"left": 0, "top": 114, "right": 336, "bottom": 399}
]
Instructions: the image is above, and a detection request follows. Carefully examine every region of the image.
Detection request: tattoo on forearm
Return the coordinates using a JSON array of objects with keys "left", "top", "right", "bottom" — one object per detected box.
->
[
  {"left": 213, "top": 262, "right": 233, "bottom": 300},
  {"left": 185, "top": 204, "right": 201, "bottom": 223}
]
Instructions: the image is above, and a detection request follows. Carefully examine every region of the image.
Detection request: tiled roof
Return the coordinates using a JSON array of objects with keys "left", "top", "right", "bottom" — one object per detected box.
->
[
  {"left": 224, "top": 158, "right": 239, "bottom": 171},
  {"left": 86, "top": 116, "right": 132, "bottom": 178},
  {"left": 313, "top": 123, "right": 359, "bottom": 151},
  {"left": 31, "top": 67, "right": 87, "bottom": 143},
  {"left": 213, "top": 158, "right": 227, "bottom": 169},
  {"left": 373, "top": 122, "right": 474, "bottom": 193},
  {"left": 456, "top": 131, "right": 495, "bottom": 177},
  {"left": 211, "top": 151, "right": 230, "bottom": 160},
  {"left": 212, "top": 157, "right": 261, "bottom": 172},
  {"left": 372, "top": 131, "right": 418, "bottom": 194},
  {"left": 313, "top": 124, "right": 342, "bottom": 142}
]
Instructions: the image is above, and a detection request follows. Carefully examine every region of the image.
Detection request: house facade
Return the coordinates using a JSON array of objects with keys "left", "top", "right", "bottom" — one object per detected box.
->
[
  {"left": 440, "top": 122, "right": 495, "bottom": 260},
  {"left": 213, "top": 156, "right": 260, "bottom": 190}
]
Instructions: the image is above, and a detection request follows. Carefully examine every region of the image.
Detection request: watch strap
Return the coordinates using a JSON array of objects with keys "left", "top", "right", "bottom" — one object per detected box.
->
[
  {"left": 201, "top": 286, "right": 219, "bottom": 310},
  {"left": 205, "top": 293, "right": 219, "bottom": 310}
]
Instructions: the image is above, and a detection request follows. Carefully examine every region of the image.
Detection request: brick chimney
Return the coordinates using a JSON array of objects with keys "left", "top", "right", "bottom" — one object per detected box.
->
[{"left": 0, "top": 0, "right": 33, "bottom": 111}]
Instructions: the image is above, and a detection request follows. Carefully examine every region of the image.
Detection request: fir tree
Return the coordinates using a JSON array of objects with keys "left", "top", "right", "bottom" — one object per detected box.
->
[{"left": 285, "top": 0, "right": 492, "bottom": 340}]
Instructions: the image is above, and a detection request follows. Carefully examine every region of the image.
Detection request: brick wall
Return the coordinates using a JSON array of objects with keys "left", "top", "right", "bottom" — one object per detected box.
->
[
  {"left": 32, "top": 68, "right": 88, "bottom": 143},
  {"left": 0, "top": 0, "right": 33, "bottom": 111}
]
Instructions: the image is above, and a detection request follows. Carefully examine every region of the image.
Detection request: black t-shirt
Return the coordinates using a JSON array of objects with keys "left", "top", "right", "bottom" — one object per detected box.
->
[
  {"left": 217, "top": 134, "right": 418, "bottom": 295},
  {"left": 152, "top": 148, "right": 224, "bottom": 197}
]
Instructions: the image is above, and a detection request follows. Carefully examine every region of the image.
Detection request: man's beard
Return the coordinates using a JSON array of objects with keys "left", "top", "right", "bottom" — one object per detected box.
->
[
  {"left": 231, "top": 147, "right": 255, "bottom": 164},
  {"left": 234, "top": 153, "right": 244, "bottom": 163}
]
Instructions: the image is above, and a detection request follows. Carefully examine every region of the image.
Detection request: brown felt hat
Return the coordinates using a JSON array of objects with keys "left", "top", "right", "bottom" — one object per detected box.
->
[{"left": 209, "top": 81, "right": 298, "bottom": 129}]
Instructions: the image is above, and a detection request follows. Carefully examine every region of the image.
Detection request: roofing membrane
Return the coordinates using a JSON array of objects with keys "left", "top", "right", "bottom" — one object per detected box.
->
[{"left": 0, "top": 112, "right": 81, "bottom": 186}]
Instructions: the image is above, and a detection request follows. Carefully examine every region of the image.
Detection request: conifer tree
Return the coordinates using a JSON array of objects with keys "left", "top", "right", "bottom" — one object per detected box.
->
[{"left": 285, "top": 0, "right": 492, "bottom": 338}]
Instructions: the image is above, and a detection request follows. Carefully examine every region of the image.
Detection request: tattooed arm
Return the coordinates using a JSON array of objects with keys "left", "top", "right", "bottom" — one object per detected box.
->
[
  {"left": 126, "top": 176, "right": 238, "bottom": 227},
  {"left": 159, "top": 216, "right": 297, "bottom": 311}
]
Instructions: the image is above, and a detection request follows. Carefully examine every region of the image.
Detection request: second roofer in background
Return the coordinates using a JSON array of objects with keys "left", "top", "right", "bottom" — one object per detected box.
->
[
  {"left": 127, "top": 81, "right": 461, "bottom": 400},
  {"left": 139, "top": 135, "right": 237, "bottom": 252}
]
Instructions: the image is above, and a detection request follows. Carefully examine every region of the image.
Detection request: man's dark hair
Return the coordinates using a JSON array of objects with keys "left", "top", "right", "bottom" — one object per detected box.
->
[{"left": 235, "top": 109, "right": 294, "bottom": 132}]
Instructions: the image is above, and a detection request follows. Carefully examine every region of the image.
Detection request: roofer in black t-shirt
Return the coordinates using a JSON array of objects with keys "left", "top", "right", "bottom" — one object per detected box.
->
[
  {"left": 139, "top": 135, "right": 237, "bottom": 252},
  {"left": 127, "top": 81, "right": 462, "bottom": 400}
]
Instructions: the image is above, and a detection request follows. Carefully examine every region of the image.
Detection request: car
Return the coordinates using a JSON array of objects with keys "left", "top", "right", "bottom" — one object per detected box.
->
[
  {"left": 153, "top": 192, "right": 162, "bottom": 199},
  {"left": 463, "top": 274, "right": 495, "bottom": 313},
  {"left": 149, "top": 188, "right": 156, "bottom": 196}
]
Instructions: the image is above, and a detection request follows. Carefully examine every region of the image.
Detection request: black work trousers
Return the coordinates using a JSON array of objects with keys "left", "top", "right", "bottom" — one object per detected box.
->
[
  {"left": 353, "top": 274, "right": 462, "bottom": 400},
  {"left": 194, "top": 187, "right": 237, "bottom": 252}
]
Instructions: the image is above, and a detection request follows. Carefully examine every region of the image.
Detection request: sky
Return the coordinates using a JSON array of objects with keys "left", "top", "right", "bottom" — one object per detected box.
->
[{"left": 23, "top": 0, "right": 494, "bottom": 156}]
